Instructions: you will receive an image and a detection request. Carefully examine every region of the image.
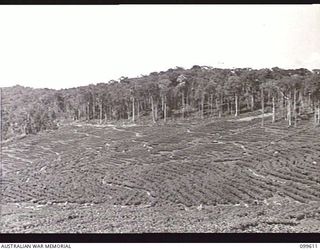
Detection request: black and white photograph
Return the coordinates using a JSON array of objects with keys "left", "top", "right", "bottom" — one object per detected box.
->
[{"left": 0, "top": 4, "right": 320, "bottom": 235}]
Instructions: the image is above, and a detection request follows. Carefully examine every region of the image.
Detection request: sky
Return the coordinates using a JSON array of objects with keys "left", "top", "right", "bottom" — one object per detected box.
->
[{"left": 0, "top": 5, "right": 319, "bottom": 89}]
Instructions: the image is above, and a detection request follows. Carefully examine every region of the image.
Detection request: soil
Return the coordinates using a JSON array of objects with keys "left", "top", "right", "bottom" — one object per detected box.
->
[{"left": 1, "top": 115, "right": 320, "bottom": 233}]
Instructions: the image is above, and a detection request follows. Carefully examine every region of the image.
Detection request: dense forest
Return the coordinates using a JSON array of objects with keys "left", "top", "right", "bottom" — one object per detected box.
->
[{"left": 1, "top": 66, "right": 320, "bottom": 140}]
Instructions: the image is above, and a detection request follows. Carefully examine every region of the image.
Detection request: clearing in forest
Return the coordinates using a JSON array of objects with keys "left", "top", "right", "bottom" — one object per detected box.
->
[{"left": 1, "top": 116, "right": 320, "bottom": 233}]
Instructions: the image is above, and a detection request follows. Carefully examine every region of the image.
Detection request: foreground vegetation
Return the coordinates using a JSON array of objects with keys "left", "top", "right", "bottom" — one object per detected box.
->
[{"left": 1, "top": 113, "right": 319, "bottom": 232}]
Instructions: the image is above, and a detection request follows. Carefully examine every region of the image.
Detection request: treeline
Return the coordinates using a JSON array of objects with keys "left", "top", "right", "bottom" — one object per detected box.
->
[{"left": 1, "top": 66, "right": 320, "bottom": 140}]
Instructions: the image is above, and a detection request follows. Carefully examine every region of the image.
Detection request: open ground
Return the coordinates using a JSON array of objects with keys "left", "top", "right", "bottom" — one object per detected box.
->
[{"left": 1, "top": 114, "right": 320, "bottom": 233}]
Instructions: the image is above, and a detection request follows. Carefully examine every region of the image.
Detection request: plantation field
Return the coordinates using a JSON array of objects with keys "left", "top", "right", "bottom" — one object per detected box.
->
[{"left": 1, "top": 115, "right": 320, "bottom": 233}]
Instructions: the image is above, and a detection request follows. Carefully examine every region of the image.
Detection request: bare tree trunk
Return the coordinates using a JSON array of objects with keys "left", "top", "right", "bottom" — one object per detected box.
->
[
  {"left": 207, "top": 96, "right": 210, "bottom": 117},
  {"left": 300, "top": 92, "right": 304, "bottom": 114},
  {"left": 210, "top": 94, "right": 213, "bottom": 117},
  {"left": 278, "top": 93, "right": 282, "bottom": 118},
  {"left": 246, "top": 95, "right": 250, "bottom": 110},
  {"left": 216, "top": 98, "right": 220, "bottom": 118},
  {"left": 308, "top": 93, "right": 311, "bottom": 108},
  {"left": 155, "top": 101, "right": 158, "bottom": 121},
  {"left": 151, "top": 96, "right": 155, "bottom": 123},
  {"left": 92, "top": 97, "right": 96, "bottom": 120},
  {"left": 112, "top": 106, "right": 115, "bottom": 120},
  {"left": 287, "top": 97, "right": 292, "bottom": 127},
  {"left": 127, "top": 101, "right": 131, "bottom": 120},
  {"left": 298, "top": 91, "right": 304, "bottom": 115},
  {"left": 161, "top": 96, "right": 164, "bottom": 112},
  {"left": 235, "top": 94, "right": 239, "bottom": 117},
  {"left": 164, "top": 96, "right": 167, "bottom": 122},
  {"left": 182, "top": 92, "right": 185, "bottom": 118},
  {"left": 261, "top": 88, "right": 264, "bottom": 127},
  {"left": 161, "top": 95, "right": 165, "bottom": 120},
  {"left": 251, "top": 94, "right": 254, "bottom": 111},
  {"left": 201, "top": 93, "right": 204, "bottom": 119},
  {"left": 284, "top": 96, "right": 287, "bottom": 120},
  {"left": 293, "top": 89, "right": 297, "bottom": 127},
  {"left": 86, "top": 102, "right": 90, "bottom": 120},
  {"left": 314, "top": 104, "right": 317, "bottom": 125},
  {"left": 186, "top": 92, "right": 189, "bottom": 107},
  {"left": 137, "top": 100, "right": 140, "bottom": 119},
  {"left": 99, "top": 102, "right": 103, "bottom": 124},
  {"left": 220, "top": 95, "right": 223, "bottom": 117},
  {"left": 132, "top": 97, "right": 135, "bottom": 123},
  {"left": 318, "top": 100, "right": 320, "bottom": 125},
  {"left": 272, "top": 97, "right": 275, "bottom": 123}
]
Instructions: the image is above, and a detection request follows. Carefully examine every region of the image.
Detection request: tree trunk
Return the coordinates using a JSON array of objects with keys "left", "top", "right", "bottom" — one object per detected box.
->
[
  {"left": 161, "top": 96, "right": 164, "bottom": 112},
  {"left": 155, "top": 101, "right": 158, "bottom": 121},
  {"left": 182, "top": 92, "right": 185, "bottom": 118},
  {"left": 210, "top": 94, "right": 213, "bottom": 117},
  {"left": 99, "top": 102, "right": 103, "bottom": 124},
  {"left": 112, "top": 107, "right": 115, "bottom": 120},
  {"left": 92, "top": 97, "right": 95, "bottom": 120},
  {"left": 131, "top": 97, "right": 134, "bottom": 122},
  {"left": 186, "top": 92, "right": 189, "bottom": 107},
  {"left": 314, "top": 104, "right": 317, "bottom": 125},
  {"left": 137, "top": 100, "right": 140, "bottom": 119},
  {"left": 86, "top": 103, "right": 90, "bottom": 121},
  {"left": 293, "top": 89, "right": 297, "bottom": 127},
  {"left": 235, "top": 94, "right": 239, "bottom": 117},
  {"left": 278, "top": 93, "right": 283, "bottom": 118},
  {"left": 318, "top": 100, "right": 320, "bottom": 125},
  {"left": 272, "top": 96, "right": 275, "bottom": 123},
  {"left": 284, "top": 95, "right": 287, "bottom": 120},
  {"left": 246, "top": 95, "right": 250, "bottom": 111},
  {"left": 127, "top": 101, "right": 131, "bottom": 120},
  {"left": 220, "top": 95, "right": 223, "bottom": 117},
  {"left": 308, "top": 93, "right": 311, "bottom": 108},
  {"left": 164, "top": 96, "right": 167, "bottom": 122},
  {"left": 261, "top": 88, "right": 264, "bottom": 127},
  {"left": 151, "top": 96, "right": 155, "bottom": 123},
  {"left": 300, "top": 92, "right": 304, "bottom": 114},
  {"left": 201, "top": 93, "right": 204, "bottom": 119},
  {"left": 207, "top": 96, "right": 210, "bottom": 117},
  {"left": 287, "top": 97, "right": 292, "bottom": 127},
  {"left": 216, "top": 98, "right": 220, "bottom": 118},
  {"left": 251, "top": 94, "right": 254, "bottom": 111}
]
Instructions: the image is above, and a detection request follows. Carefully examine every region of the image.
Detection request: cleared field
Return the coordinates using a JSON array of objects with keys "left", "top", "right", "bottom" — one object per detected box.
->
[{"left": 1, "top": 116, "right": 320, "bottom": 233}]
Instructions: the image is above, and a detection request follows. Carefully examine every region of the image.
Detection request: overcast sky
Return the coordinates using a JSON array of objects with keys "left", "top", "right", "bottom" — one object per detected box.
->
[{"left": 0, "top": 5, "right": 319, "bottom": 89}]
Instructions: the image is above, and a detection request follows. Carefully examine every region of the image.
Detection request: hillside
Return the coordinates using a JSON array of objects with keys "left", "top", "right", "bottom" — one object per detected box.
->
[
  {"left": 1, "top": 112, "right": 320, "bottom": 232},
  {"left": 2, "top": 66, "right": 320, "bottom": 141},
  {"left": 1, "top": 65, "right": 320, "bottom": 233}
]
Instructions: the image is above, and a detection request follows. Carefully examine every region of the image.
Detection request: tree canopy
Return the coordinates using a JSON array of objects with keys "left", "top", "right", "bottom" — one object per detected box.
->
[{"left": 2, "top": 66, "right": 320, "bottom": 140}]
